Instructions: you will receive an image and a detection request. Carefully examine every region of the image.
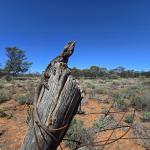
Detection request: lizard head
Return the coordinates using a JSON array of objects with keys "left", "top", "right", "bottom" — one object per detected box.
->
[
  {"left": 67, "top": 41, "right": 76, "bottom": 49},
  {"left": 61, "top": 41, "right": 76, "bottom": 57}
]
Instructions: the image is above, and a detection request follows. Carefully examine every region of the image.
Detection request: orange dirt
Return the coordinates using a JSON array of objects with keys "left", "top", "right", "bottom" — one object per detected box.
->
[
  {"left": 94, "top": 128, "right": 145, "bottom": 150},
  {"left": 0, "top": 99, "right": 147, "bottom": 150},
  {"left": 75, "top": 99, "right": 145, "bottom": 150},
  {"left": 0, "top": 100, "right": 27, "bottom": 150},
  {"left": 75, "top": 99, "right": 104, "bottom": 128}
]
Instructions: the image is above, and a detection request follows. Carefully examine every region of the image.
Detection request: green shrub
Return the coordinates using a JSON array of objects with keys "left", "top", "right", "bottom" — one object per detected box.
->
[
  {"left": 113, "top": 91, "right": 128, "bottom": 110},
  {"left": 109, "top": 74, "right": 120, "bottom": 79},
  {"left": 0, "top": 90, "right": 11, "bottom": 103},
  {"left": 5, "top": 75, "right": 12, "bottom": 81},
  {"left": 65, "top": 119, "right": 94, "bottom": 150},
  {"left": 141, "top": 112, "right": 150, "bottom": 122},
  {"left": 93, "top": 118, "right": 106, "bottom": 130},
  {"left": 111, "top": 81, "right": 120, "bottom": 87},
  {"left": 116, "top": 85, "right": 150, "bottom": 111},
  {"left": 15, "top": 94, "right": 32, "bottom": 105},
  {"left": 85, "top": 81, "right": 95, "bottom": 89},
  {"left": 115, "top": 99, "right": 128, "bottom": 110},
  {"left": 133, "top": 123, "right": 150, "bottom": 149},
  {"left": 95, "top": 87, "right": 107, "bottom": 95},
  {"left": 124, "top": 115, "right": 133, "bottom": 124},
  {"left": 131, "top": 94, "right": 150, "bottom": 111},
  {"left": 93, "top": 115, "right": 116, "bottom": 132},
  {"left": 131, "top": 95, "right": 142, "bottom": 109},
  {"left": 142, "top": 80, "right": 150, "bottom": 86}
]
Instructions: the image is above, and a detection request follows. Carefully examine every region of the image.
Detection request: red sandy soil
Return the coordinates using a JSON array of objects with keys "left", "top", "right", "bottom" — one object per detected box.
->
[
  {"left": 76, "top": 99, "right": 146, "bottom": 150},
  {"left": 0, "top": 99, "right": 146, "bottom": 150},
  {"left": 0, "top": 100, "right": 27, "bottom": 150}
]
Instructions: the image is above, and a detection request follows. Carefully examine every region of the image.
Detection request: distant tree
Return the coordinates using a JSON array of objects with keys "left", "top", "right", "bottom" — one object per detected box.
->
[
  {"left": 82, "top": 69, "right": 95, "bottom": 78},
  {"left": 0, "top": 63, "right": 4, "bottom": 72},
  {"left": 141, "top": 71, "right": 150, "bottom": 78},
  {"left": 70, "top": 65, "right": 149, "bottom": 79},
  {"left": 112, "top": 66, "right": 126, "bottom": 73},
  {"left": 71, "top": 67, "right": 81, "bottom": 78},
  {"left": 89, "top": 66, "right": 108, "bottom": 77},
  {"left": 89, "top": 66, "right": 100, "bottom": 77},
  {"left": 4, "top": 47, "right": 32, "bottom": 76},
  {"left": 90, "top": 66, "right": 100, "bottom": 73}
]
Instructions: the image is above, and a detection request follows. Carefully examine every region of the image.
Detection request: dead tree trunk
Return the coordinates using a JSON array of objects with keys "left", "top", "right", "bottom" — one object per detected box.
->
[{"left": 21, "top": 41, "right": 82, "bottom": 150}]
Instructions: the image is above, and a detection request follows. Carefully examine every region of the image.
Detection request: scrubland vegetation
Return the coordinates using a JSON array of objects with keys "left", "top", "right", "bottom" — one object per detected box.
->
[
  {"left": 1, "top": 74, "right": 150, "bottom": 149},
  {"left": 61, "top": 77, "right": 150, "bottom": 149}
]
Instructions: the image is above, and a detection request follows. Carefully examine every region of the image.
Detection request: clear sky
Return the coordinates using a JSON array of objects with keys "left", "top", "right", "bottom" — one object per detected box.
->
[{"left": 0, "top": 0, "right": 150, "bottom": 72}]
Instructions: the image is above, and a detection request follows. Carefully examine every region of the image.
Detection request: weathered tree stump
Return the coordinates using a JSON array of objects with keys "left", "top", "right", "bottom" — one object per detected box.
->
[{"left": 21, "top": 41, "right": 82, "bottom": 150}]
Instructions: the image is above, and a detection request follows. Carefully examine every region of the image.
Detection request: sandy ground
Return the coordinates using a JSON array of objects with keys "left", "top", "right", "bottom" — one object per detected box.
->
[{"left": 0, "top": 99, "right": 147, "bottom": 150}]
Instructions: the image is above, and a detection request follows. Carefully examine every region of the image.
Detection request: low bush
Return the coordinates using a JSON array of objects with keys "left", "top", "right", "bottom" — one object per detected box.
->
[
  {"left": 15, "top": 94, "right": 32, "bottom": 105},
  {"left": 93, "top": 115, "right": 116, "bottom": 132},
  {"left": 114, "top": 99, "right": 128, "bottom": 111},
  {"left": 84, "top": 81, "right": 95, "bottom": 89},
  {"left": 93, "top": 118, "right": 106, "bottom": 130},
  {"left": 129, "top": 89, "right": 150, "bottom": 111},
  {"left": 141, "top": 112, "right": 150, "bottom": 122},
  {"left": 112, "top": 91, "right": 129, "bottom": 110},
  {"left": 133, "top": 123, "right": 150, "bottom": 149},
  {"left": 65, "top": 119, "right": 94, "bottom": 150},
  {"left": 95, "top": 87, "right": 107, "bottom": 95},
  {"left": 124, "top": 115, "right": 133, "bottom": 124},
  {"left": 4, "top": 75, "right": 13, "bottom": 81},
  {"left": 113, "top": 85, "right": 150, "bottom": 111},
  {"left": 0, "top": 89, "right": 12, "bottom": 103}
]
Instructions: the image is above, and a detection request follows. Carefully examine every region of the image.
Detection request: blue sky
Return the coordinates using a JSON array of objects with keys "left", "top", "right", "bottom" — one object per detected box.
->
[{"left": 0, "top": 0, "right": 150, "bottom": 72}]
